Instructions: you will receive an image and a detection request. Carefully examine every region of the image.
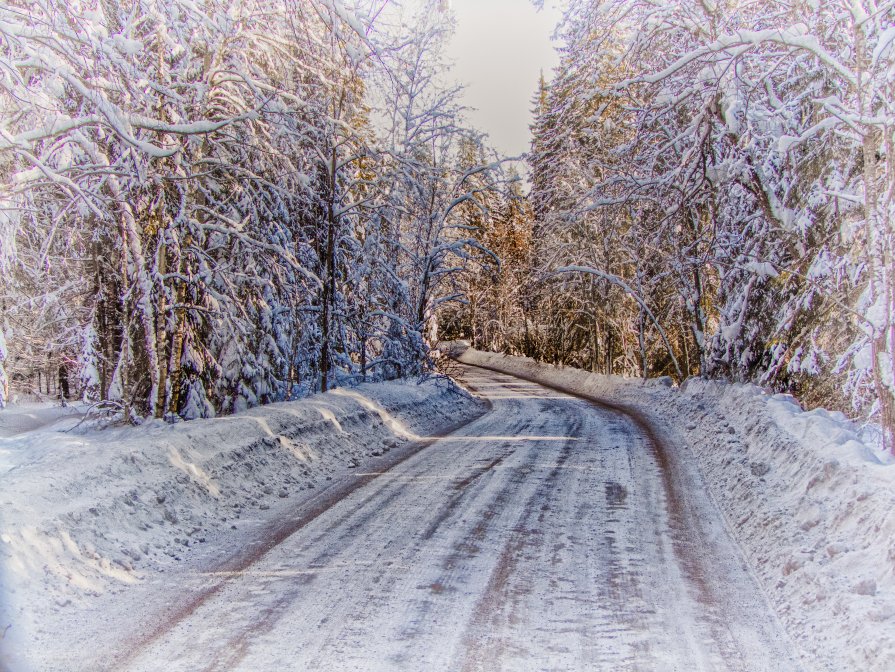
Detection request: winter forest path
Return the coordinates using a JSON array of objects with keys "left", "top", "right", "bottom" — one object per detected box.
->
[{"left": 121, "top": 364, "right": 802, "bottom": 672}]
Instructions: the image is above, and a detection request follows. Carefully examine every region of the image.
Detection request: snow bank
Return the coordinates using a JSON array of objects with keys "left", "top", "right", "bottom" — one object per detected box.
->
[
  {"left": 456, "top": 347, "right": 895, "bottom": 672},
  {"left": 0, "top": 377, "right": 482, "bottom": 672}
]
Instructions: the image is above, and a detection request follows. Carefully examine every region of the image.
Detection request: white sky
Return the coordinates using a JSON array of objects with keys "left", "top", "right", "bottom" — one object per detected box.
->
[{"left": 445, "top": 0, "right": 563, "bottom": 158}]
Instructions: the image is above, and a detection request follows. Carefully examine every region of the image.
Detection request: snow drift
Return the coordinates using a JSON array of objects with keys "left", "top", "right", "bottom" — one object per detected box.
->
[
  {"left": 456, "top": 346, "right": 895, "bottom": 672},
  {"left": 0, "top": 376, "right": 482, "bottom": 672}
]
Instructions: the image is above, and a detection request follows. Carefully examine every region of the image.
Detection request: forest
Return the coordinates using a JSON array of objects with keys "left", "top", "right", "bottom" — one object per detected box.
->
[
  {"left": 1, "top": 0, "right": 893, "bottom": 452},
  {"left": 446, "top": 0, "right": 895, "bottom": 453},
  {"left": 0, "top": 0, "right": 516, "bottom": 419}
]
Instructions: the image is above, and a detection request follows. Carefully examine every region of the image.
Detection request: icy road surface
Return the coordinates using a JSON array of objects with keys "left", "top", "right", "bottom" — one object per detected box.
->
[{"left": 123, "top": 364, "right": 802, "bottom": 672}]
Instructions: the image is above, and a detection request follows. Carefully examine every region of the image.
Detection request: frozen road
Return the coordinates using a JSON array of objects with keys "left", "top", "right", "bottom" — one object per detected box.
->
[{"left": 122, "top": 364, "right": 802, "bottom": 671}]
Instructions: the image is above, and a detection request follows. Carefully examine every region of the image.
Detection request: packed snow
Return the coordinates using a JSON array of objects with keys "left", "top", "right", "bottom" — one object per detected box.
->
[
  {"left": 64, "top": 364, "right": 803, "bottom": 671},
  {"left": 0, "top": 376, "right": 482, "bottom": 672},
  {"left": 456, "top": 346, "right": 895, "bottom": 672}
]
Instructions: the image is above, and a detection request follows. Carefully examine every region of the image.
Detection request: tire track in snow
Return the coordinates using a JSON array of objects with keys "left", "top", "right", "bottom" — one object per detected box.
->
[
  {"left": 113, "top": 400, "right": 490, "bottom": 672},
  {"left": 120, "top": 364, "right": 803, "bottom": 672},
  {"left": 456, "top": 359, "right": 801, "bottom": 671},
  {"left": 456, "top": 400, "right": 582, "bottom": 672}
]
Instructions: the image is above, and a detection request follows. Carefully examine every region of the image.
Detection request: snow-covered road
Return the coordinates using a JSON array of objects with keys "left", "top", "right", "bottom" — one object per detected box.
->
[{"left": 121, "top": 364, "right": 801, "bottom": 672}]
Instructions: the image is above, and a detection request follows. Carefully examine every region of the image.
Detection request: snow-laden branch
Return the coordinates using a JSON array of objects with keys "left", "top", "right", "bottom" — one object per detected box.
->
[{"left": 619, "top": 26, "right": 857, "bottom": 89}]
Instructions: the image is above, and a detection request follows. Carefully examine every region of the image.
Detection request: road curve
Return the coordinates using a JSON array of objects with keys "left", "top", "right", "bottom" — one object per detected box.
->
[{"left": 122, "top": 364, "right": 802, "bottom": 672}]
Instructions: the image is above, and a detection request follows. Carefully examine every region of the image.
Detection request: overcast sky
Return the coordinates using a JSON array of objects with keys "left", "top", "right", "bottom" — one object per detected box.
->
[{"left": 444, "top": 0, "right": 563, "bottom": 159}]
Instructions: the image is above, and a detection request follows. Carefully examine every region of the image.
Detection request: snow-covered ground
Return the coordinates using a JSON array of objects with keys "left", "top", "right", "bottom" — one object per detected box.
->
[
  {"left": 0, "top": 401, "right": 87, "bottom": 442},
  {"left": 0, "top": 377, "right": 483, "bottom": 672},
  {"left": 456, "top": 346, "right": 895, "bottom": 672},
  {"left": 4, "top": 349, "right": 893, "bottom": 672},
  {"left": 119, "top": 363, "right": 800, "bottom": 672}
]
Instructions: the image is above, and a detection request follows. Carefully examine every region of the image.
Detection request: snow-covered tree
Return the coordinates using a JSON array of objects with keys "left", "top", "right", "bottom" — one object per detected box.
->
[
  {"left": 0, "top": 0, "right": 487, "bottom": 419},
  {"left": 369, "top": 0, "right": 507, "bottom": 374},
  {"left": 524, "top": 0, "right": 895, "bottom": 451}
]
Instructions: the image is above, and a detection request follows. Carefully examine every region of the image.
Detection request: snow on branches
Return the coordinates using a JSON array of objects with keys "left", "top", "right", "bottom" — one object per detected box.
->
[
  {"left": 526, "top": 0, "right": 895, "bottom": 451},
  {"left": 0, "top": 0, "right": 495, "bottom": 419}
]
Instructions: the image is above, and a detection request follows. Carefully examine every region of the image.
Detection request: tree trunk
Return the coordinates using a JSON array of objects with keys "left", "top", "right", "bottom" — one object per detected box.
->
[
  {"left": 154, "top": 235, "right": 169, "bottom": 418},
  {"left": 638, "top": 308, "right": 648, "bottom": 379},
  {"left": 320, "top": 176, "right": 337, "bottom": 392},
  {"left": 360, "top": 334, "right": 367, "bottom": 382}
]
